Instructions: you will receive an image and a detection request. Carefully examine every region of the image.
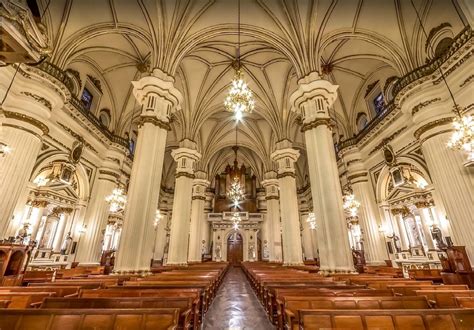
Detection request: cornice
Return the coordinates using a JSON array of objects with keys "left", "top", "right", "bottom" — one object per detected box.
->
[
  {"left": 4, "top": 110, "right": 49, "bottom": 135},
  {"left": 414, "top": 117, "right": 454, "bottom": 140}
]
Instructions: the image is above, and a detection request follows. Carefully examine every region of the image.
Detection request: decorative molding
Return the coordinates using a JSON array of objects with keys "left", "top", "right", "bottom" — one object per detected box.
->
[
  {"left": 3, "top": 110, "right": 49, "bottom": 134},
  {"left": 425, "top": 22, "right": 452, "bottom": 51},
  {"left": 175, "top": 172, "right": 195, "bottom": 179},
  {"left": 21, "top": 91, "right": 52, "bottom": 110},
  {"left": 86, "top": 74, "right": 102, "bottom": 93},
  {"left": 56, "top": 122, "right": 98, "bottom": 153},
  {"left": 277, "top": 172, "right": 296, "bottom": 179},
  {"left": 301, "top": 118, "right": 331, "bottom": 132},
  {"left": 31, "top": 200, "right": 49, "bottom": 208},
  {"left": 365, "top": 80, "right": 379, "bottom": 97},
  {"left": 414, "top": 117, "right": 453, "bottom": 140},
  {"left": 411, "top": 98, "right": 441, "bottom": 115},
  {"left": 368, "top": 126, "right": 407, "bottom": 156},
  {"left": 460, "top": 74, "right": 474, "bottom": 88},
  {"left": 139, "top": 116, "right": 171, "bottom": 131},
  {"left": 192, "top": 196, "right": 206, "bottom": 201},
  {"left": 98, "top": 169, "right": 120, "bottom": 179}
]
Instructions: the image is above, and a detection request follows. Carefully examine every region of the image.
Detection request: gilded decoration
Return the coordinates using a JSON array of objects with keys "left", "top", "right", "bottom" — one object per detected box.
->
[
  {"left": 21, "top": 91, "right": 52, "bottom": 110},
  {"left": 139, "top": 116, "right": 171, "bottom": 131},
  {"left": 460, "top": 74, "right": 474, "bottom": 88},
  {"left": 56, "top": 122, "right": 98, "bottom": 153},
  {"left": 30, "top": 200, "right": 48, "bottom": 208},
  {"left": 391, "top": 206, "right": 411, "bottom": 217},
  {"left": 414, "top": 117, "right": 454, "bottom": 140},
  {"left": 175, "top": 172, "right": 195, "bottom": 179},
  {"left": 277, "top": 172, "right": 296, "bottom": 179},
  {"left": 411, "top": 98, "right": 441, "bottom": 115},
  {"left": 414, "top": 200, "right": 434, "bottom": 209},
  {"left": 301, "top": 118, "right": 331, "bottom": 132},
  {"left": 368, "top": 126, "right": 407, "bottom": 156},
  {"left": 4, "top": 110, "right": 49, "bottom": 134}
]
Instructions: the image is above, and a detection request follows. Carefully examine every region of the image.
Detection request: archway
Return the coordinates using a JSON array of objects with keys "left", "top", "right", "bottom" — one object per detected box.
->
[{"left": 227, "top": 232, "right": 243, "bottom": 266}]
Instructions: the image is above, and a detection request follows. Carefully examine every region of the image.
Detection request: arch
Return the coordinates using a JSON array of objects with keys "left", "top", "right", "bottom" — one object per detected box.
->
[
  {"left": 30, "top": 151, "right": 91, "bottom": 201},
  {"left": 356, "top": 112, "right": 369, "bottom": 133}
]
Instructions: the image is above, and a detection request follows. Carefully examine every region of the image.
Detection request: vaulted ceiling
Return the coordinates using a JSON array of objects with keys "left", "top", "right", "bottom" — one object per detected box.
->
[{"left": 39, "top": 0, "right": 466, "bottom": 186}]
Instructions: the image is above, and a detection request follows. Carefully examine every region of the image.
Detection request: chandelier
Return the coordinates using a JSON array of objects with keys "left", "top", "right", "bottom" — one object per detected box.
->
[
  {"left": 232, "top": 212, "right": 241, "bottom": 230},
  {"left": 307, "top": 212, "right": 317, "bottom": 230},
  {"left": 343, "top": 191, "right": 361, "bottom": 218},
  {"left": 105, "top": 187, "right": 127, "bottom": 213},
  {"left": 224, "top": 0, "right": 254, "bottom": 121},
  {"left": 448, "top": 114, "right": 473, "bottom": 162},
  {"left": 227, "top": 177, "right": 245, "bottom": 207}
]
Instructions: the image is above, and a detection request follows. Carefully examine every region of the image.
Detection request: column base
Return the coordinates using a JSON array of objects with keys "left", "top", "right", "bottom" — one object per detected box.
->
[
  {"left": 78, "top": 262, "right": 101, "bottom": 267},
  {"left": 187, "top": 260, "right": 202, "bottom": 264},
  {"left": 366, "top": 261, "right": 387, "bottom": 266},
  {"left": 319, "top": 266, "right": 357, "bottom": 275}
]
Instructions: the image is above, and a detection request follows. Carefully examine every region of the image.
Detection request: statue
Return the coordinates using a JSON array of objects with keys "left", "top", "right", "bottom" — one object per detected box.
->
[
  {"left": 60, "top": 232, "right": 73, "bottom": 255},
  {"left": 431, "top": 226, "right": 447, "bottom": 250}
]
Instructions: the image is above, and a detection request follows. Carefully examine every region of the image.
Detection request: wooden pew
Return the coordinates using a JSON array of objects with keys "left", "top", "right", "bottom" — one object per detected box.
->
[
  {"left": 282, "top": 296, "right": 431, "bottom": 329},
  {"left": 416, "top": 290, "right": 474, "bottom": 308},
  {"left": 41, "top": 297, "right": 194, "bottom": 329},
  {"left": 298, "top": 308, "right": 474, "bottom": 329},
  {"left": 0, "top": 292, "right": 56, "bottom": 308},
  {"left": 80, "top": 288, "right": 202, "bottom": 326},
  {"left": 29, "top": 279, "right": 116, "bottom": 289},
  {"left": 408, "top": 268, "right": 443, "bottom": 283},
  {"left": 0, "top": 308, "right": 180, "bottom": 330},
  {"left": 0, "top": 286, "right": 82, "bottom": 298},
  {"left": 0, "top": 300, "right": 10, "bottom": 308},
  {"left": 22, "top": 271, "right": 55, "bottom": 285},
  {"left": 389, "top": 284, "right": 469, "bottom": 296},
  {"left": 456, "top": 297, "right": 474, "bottom": 308}
]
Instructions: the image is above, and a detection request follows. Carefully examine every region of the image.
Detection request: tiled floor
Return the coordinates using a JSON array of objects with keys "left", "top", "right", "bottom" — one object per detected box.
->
[{"left": 203, "top": 267, "right": 275, "bottom": 330}]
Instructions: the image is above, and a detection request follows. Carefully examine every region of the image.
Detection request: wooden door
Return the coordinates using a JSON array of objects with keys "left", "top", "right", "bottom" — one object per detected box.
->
[{"left": 227, "top": 232, "right": 243, "bottom": 266}]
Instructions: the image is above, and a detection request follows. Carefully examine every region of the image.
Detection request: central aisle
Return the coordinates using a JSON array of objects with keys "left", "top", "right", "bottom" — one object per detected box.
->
[{"left": 203, "top": 267, "right": 275, "bottom": 329}]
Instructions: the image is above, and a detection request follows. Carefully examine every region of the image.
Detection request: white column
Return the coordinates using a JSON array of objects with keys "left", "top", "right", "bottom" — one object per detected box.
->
[
  {"left": 341, "top": 148, "right": 387, "bottom": 265},
  {"left": 152, "top": 213, "right": 168, "bottom": 261},
  {"left": 301, "top": 214, "right": 315, "bottom": 260},
  {"left": 76, "top": 169, "right": 118, "bottom": 264},
  {"left": 392, "top": 210, "right": 410, "bottom": 251},
  {"left": 271, "top": 142, "right": 304, "bottom": 266},
  {"left": 167, "top": 140, "right": 201, "bottom": 266},
  {"left": 261, "top": 172, "right": 282, "bottom": 262},
  {"left": 29, "top": 201, "right": 48, "bottom": 242},
  {"left": 52, "top": 211, "right": 69, "bottom": 252},
  {"left": 188, "top": 171, "right": 209, "bottom": 262},
  {"left": 419, "top": 128, "right": 474, "bottom": 261},
  {"left": 290, "top": 73, "right": 353, "bottom": 273},
  {"left": 115, "top": 69, "right": 182, "bottom": 273},
  {"left": 415, "top": 203, "right": 436, "bottom": 251}
]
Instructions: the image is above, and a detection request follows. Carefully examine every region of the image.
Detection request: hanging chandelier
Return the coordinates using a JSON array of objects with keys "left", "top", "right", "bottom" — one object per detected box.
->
[
  {"left": 105, "top": 187, "right": 127, "bottom": 213},
  {"left": 448, "top": 113, "right": 474, "bottom": 162},
  {"left": 232, "top": 212, "right": 241, "bottom": 230},
  {"left": 307, "top": 212, "right": 317, "bottom": 230},
  {"left": 227, "top": 177, "right": 245, "bottom": 207},
  {"left": 343, "top": 191, "right": 361, "bottom": 218},
  {"left": 224, "top": 0, "right": 254, "bottom": 121}
]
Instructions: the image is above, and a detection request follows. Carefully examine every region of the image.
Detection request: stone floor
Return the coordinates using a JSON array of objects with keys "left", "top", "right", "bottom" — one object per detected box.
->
[{"left": 203, "top": 266, "right": 275, "bottom": 330}]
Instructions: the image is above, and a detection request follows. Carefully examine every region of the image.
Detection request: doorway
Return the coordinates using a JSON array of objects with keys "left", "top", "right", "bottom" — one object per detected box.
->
[{"left": 227, "top": 232, "right": 243, "bottom": 266}]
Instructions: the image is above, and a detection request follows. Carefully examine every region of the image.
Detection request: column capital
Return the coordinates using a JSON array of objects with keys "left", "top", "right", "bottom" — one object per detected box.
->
[
  {"left": 192, "top": 172, "right": 210, "bottom": 200},
  {"left": 271, "top": 141, "right": 299, "bottom": 177},
  {"left": 132, "top": 68, "right": 183, "bottom": 127},
  {"left": 172, "top": 139, "right": 201, "bottom": 177},
  {"left": 290, "top": 72, "right": 339, "bottom": 126},
  {"left": 261, "top": 173, "right": 279, "bottom": 200}
]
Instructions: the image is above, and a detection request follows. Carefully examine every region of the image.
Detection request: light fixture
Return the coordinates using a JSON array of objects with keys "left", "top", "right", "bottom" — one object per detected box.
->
[
  {"left": 232, "top": 212, "right": 241, "bottom": 230},
  {"left": 33, "top": 176, "right": 50, "bottom": 187},
  {"left": 307, "top": 212, "right": 317, "bottom": 230},
  {"left": 77, "top": 224, "right": 87, "bottom": 235},
  {"left": 105, "top": 187, "right": 127, "bottom": 213},
  {"left": 447, "top": 114, "right": 473, "bottom": 161},
  {"left": 0, "top": 141, "right": 12, "bottom": 156},
  {"left": 409, "top": 0, "right": 472, "bottom": 164},
  {"left": 343, "top": 191, "right": 361, "bottom": 218},
  {"left": 227, "top": 177, "right": 245, "bottom": 207},
  {"left": 224, "top": 0, "right": 255, "bottom": 120},
  {"left": 154, "top": 209, "right": 163, "bottom": 228}
]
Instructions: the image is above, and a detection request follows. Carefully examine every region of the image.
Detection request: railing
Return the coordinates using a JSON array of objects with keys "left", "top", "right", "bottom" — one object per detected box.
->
[
  {"left": 338, "top": 26, "right": 472, "bottom": 151},
  {"left": 36, "top": 62, "right": 129, "bottom": 148}
]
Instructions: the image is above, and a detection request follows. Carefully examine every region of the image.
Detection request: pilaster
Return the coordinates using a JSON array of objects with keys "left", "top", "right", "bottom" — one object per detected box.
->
[
  {"left": 261, "top": 171, "right": 282, "bottom": 262},
  {"left": 188, "top": 171, "right": 210, "bottom": 263}
]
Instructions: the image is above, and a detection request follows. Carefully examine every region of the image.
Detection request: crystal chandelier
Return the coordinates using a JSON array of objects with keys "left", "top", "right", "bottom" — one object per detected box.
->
[
  {"left": 224, "top": 0, "right": 254, "bottom": 121},
  {"left": 105, "top": 187, "right": 127, "bottom": 213},
  {"left": 224, "top": 69, "right": 255, "bottom": 120},
  {"left": 448, "top": 114, "right": 474, "bottom": 162},
  {"left": 232, "top": 212, "right": 241, "bottom": 230},
  {"left": 307, "top": 212, "right": 317, "bottom": 230},
  {"left": 343, "top": 192, "right": 361, "bottom": 218},
  {"left": 227, "top": 177, "right": 245, "bottom": 207}
]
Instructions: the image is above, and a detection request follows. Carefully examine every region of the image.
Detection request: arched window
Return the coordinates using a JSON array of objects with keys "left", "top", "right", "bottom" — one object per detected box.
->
[
  {"left": 98, "top": 109, "right": 111, "bottom": 128},
  {"left": 356, "top": 112, "right": 369, "bottom": 133},
  {"left": 434, "top": 37, "right": 453, "bottom": 58}
]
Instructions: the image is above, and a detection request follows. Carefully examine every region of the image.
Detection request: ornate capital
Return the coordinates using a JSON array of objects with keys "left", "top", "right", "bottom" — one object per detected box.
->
[
  {"left": 172, "top": 139, "right": 201, "bottom": 176},
  {"left": 31, "top": 200, "right": 48, "bottom": 208},
  {"left": 290, "top": 72, "right": 338, "bottom": 125},
  {"left": 391, "top": 206, "right": 411, "bottom": 218},
  {"left": 271, "top": 140, "right": 299, "bottom": 176}
]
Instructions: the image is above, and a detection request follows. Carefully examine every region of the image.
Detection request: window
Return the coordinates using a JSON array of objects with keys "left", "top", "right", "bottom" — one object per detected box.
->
[
  {"left": 98, "top": 110, "right": 111, "bottom": 128},
  {"left": 81, "top": 88, "right": 93, "bottom": 111},
  {"left": 373, "top": 93, "right": 385, "bottom": 115},
  {"left": 356, "top": 113, "right": 369, "bottom": 132},
  {"left": 434, "top": 37, "right": 453, "bottom": 58}
]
